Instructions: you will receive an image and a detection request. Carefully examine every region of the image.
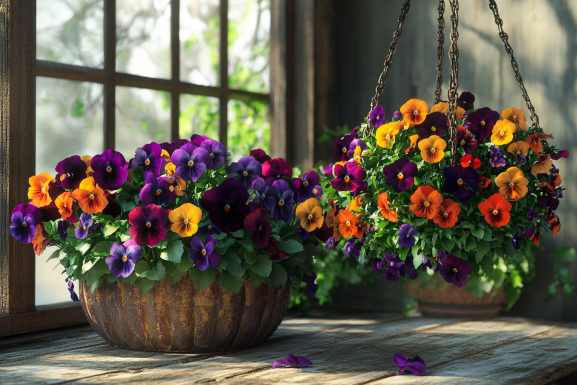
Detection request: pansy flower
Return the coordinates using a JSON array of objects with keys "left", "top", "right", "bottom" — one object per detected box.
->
[
  {"left": 409, "top": 186, "right": 443, "bottom": 219},
  {"left": 507, "top": 141, "right": 530, "bottom": 165},
  {"left": 303, "top": 273, "right": 318, "bottom": 295},
  {"left": 229, "top": 156, "right": 262, "bottom": 188},
  {"left": 397, "top": 224, "right": 418, "bottom": 248},
  {"left": 249, "top": 148, "right": 271, "bottom": 164},
  {"left": 325, "top": 214, "right": 342, "bottom": 242},
  {"left": 171, "top": 143, "right": 209, "bottom": 182},
  {"left": 456, "top": 126, "right": 478, "bottom": 154},
  {"left": 495, "top": 167, "right": 528, "bottom": 200},
  {"left": 56, "top": 156, "right": 88, "bottom": 189},
  {"left": 9, "top": 204, "right": 42, "bottom": 244},
  {"left": 369, "top": 105, "right": 386, "bottom": 128},
  {"left": 28, "top": 172, "right": 56, "bottom": 207},
  {"left": 537, "top": 196, "right": 560, "bottom": 211},
  {"left": 418, "top": 135, "right": 446, "bottom": 163},
  {"left": 190, "top": 235, "right": 221, "bottom": 271},
  {"left": 549, "top": 212, "right": 561, "bottom": 237},
  {"left": 55, "top": 192, "right": 75, "bottom": 220},
  {"left": 491, "top": 119, "right": 516, "bottom": 145},
  {"left": 383, "top": 158, "right": 417, "bottom": 192},
  {"left": 353, "top": 181, "right": 368, "bottom": 198},
  {"left": 200, "top": 178, "right": 250, "bottom": 232},
  {"left": 551, "top": 149, "right": 569, "bottom": 160},
  {"left": 171, "top": 139, "right": 191, "bottom": 152},
  {"left": 30, "top": 224, "right": 49, "bottom": 255},
  {"left": 331, "top": 162, "right": 365, "bottom": 192},
  {"left": 502, "top": 107, "right": 528, "bottom": 130},
  {"left": 526, "top": 209, "right": 538, "bottom": 221},
  {"left": 199, "top": 223, "right": 222, "bottom": 236},
  {"left": 434, "top": 198, "right": 461, "bottom": 228},
  {"left": 343, "top": 239, "right": 361, "bottom": 260},
  {"left": 325, "top": 237, "right": 335, "bottom": 253},
  {"left": 384, "top": 254, "right": 408, "bottom": 284},
  {"left": 91, "top": 149, "right": 128, "bottom": 191},
  {"left": 105, "top": 241, "right": 142, "bottom": 278},
  {"left": 243, "top": 207, "right": 272, "bottom": 247},
  {"left": 131, "top": 142, "right": 163, "bottom": 179},
  {"left": 263, "top": 237, "right": 289, "bottom": 260},
  {"left": 190, "top": 134, "right": 209, "bottom": 146},
  {"left": 168, "top": 203, "right": 202, "bottom": 237},
  {"left": 296, "top": 198, "right": 324, "bottom": 232},
  {"left": 431, "top": 101, "right": 466, "bottom": 121},
  {"left": 525, "top": 134, "right": 543, "bottom": 153},
  {"left": 199, "top": 139, "right": 226, "bottom": 170},
  {"left": 292, "top": 170, "right": 320, "bottom": 203},
  {"left": 457, "top": 91, "right": 475, "bottom": 110},
  {"left": 312, "top": 185, "right": 323, "bottom": 200},
  {"left": 333, "top": 133, "right": 355, "bottom": 162},
  {"left": 524, "top": 228, "right": 541, "bottom": 246},
  {"left": 81, "top": 155, "right": 94, "bottom": 177},
  {"left": 378, "top": 192, "right": 398, "bottom": 222},
  {"left": 478, "top": 193, "right": 512, "bottom": 228},
  {"left": 320, "top": 163, "right": 334, "bottom": 177},
  {"left": 251, "top": 178, "right": 275, "bottom": 211},
  {"left": 400, "top": 99, "right": 429, "bottom": 127},
  {"left": 57, "top": 220, "right": 71, "bottom": 242},
  {"left": 165, "top": 162, "right": 176, "bottom": 176},
  {"left": 71, "top": 177, "right": 109, "bottom": 214},
  {"left": 478, "top": 175, "right": 492, "bottom": 188},
  {"left": 128, "top": 204, "right": 168, "bottom": 246},
  {"left": 375, "top": 122, "right": 402, "bottom": 148},
  {"left": 440, "top": 254, "right": 472, "bottom": 288},
  {"left": 391, "top": 110, "right": 403, "bottom": 122},
  {"left": 269, "top": 179, "right": 295, "bottom": 223},
  {"left": 262, "top": 158, "right": 293, "bottom": 184},
  {"left": 443, "top": 165, "right": 478, "bottom": 204},
  {"left": 416, "top": 112, "right": 448, "bottom": 139},
  {"left": 404, "top": 134, "right": 419, "bottom": 154},
  {"left": 467, "top": 107, "right": 500, "bottom": 139},
  {"left": 139, "top": 174, "right": 176, "bottom": 206},
  {"left": 393, "top": 353, "right": 427, "bottom": 376},
  {"left": 459, "top": 154, "right": 481, "bottom": 169},
  {"left": 337, "top": 210, "right": 358, "bottom": 238},
  {"left": 489, "top": 145, "right": 506, "bottom": 167},
  {"left": 68, "top": 281, "right": 79, "bottom": 302},
  {"left": 532, "top": 154, "right": 552, "bottom": 177},
  {"left": 75, "top": 213, "right": 93, "bottom": 240},
  {"left": 272, "top": 353, "right": 313, "bottom": 369}
]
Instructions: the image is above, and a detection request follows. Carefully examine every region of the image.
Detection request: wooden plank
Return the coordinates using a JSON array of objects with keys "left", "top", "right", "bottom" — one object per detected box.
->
[
  {"left": 269, "top": 0, "right": 288, "bottom": 159},
  {"left": 219, "top": 0, "right": 229, "bottom": 146},
  {"left": 0, "top": 302, "right": 87, "bottom": 337},
  {"left": 170, "top": 0, "right": 180, "bottom": 141},
  {"left": 0, "top": 0, "right": 36, "bottom": 314},
  {"left": 103, "top": 0, "right": 116, "bottom": 150},
  {"left": 36, "top": 61, "right": 106, "bottom": 83}
]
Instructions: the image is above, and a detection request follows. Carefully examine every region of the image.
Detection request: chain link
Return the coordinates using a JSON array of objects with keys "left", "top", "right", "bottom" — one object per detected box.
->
[
  {"left": 364, "top": 0, "right": 411, "bottom": 136},
  {"left": 447, "top": 0, "right": 459, "bottom": 164},
  {"left": 434, "top": 0, "right": 445, "bottom": 104},
  {"left": 488, "top": 0, "right": 539, "bottom": 129}
]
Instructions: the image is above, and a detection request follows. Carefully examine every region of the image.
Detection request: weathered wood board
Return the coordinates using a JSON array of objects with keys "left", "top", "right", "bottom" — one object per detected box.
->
[{"left": 0, "top": 309, "right": 576, "bottom": 384}]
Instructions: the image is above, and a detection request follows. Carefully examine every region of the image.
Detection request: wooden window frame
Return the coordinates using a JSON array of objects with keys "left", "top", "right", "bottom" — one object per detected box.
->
[{"left": 0, "top": 0, "right": 272, "bottom": 337}]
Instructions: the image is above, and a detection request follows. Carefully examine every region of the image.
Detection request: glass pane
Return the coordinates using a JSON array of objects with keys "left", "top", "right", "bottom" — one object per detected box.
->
[
  {"left": 37, "top": 0, "right": 104, "bottom": 68},
  {"left": 227, "top": 99, "right": 270, "bottom": 161},
  {"left": 180, "top": 0, "right": 220, "bottom": 86},
  {"left": 228, "top": 0, "right": 270, "bottom": 93},
  {"left": 116, "top": 0, "right": 171, "bottom": 78},
  {"left": 115, "top": 87, "right": 171, "bottom": 159},
  {"left": 36, "top": 77, "right": 103, "bottom": 306},
  {"left": 179, "top": 94, "right": 220, "bottom": 140}
]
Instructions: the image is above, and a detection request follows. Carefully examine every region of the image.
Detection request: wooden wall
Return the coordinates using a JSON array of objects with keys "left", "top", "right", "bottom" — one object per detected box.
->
[{"left": 325, "top": 0, "right": 577, "bottom": 320}]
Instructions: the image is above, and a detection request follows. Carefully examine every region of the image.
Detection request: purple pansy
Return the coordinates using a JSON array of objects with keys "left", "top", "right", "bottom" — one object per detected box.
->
[
  {"left": 440, "top": 254, "right": 472, "bottom": 288},
  {"left": 320, "top": 163, "right": 334, "bottom": 177},
  {"left": 75, "top": 213, "right": 93, "bottom": 240},
  {"left": 251, "top": 178, "right": 275, "bottom": 211},
  {"left": 68, "top": 281, "right": 80, "bottom": 302},
  {"left": 526, "top": 209, "right": 538, "bottom": 221},
  {"left": 171, "top": 143, "right": 209, "bottom": 182},
  {"left": 292, "top": 170, "right": 320, "bottom": 203},
  {"left": 456, "top": 129, "right": 478, "bottom": 154},
  {"left": 348, "top": 138, "right": 368, "bottom": 159},
  {"left": 392, "top": 111, "right": 403, "bottom": 122},
  {"left": 57, "top": 220, "right": 71, "bottom": 242},
  {"left": 243, "top": 207, "right": 272, "bottom": 247},
  {"left": 468, "top": 107, "right": 500, "bottom": 139},
  {"left": 190, "top": 134, "right": 208, "bottom": 146},
  {"left": 270, "top": 179, "right": 295, "bottom": 223},
  {"left": 131, "top": 142, "right": 164, "bottom": 179},
  {"left": 369, "top": 105, "right": 386, "bottom": 128},
  {"left": 91, "top": 149, "right": 128, "bottom": 191},
  {"left": 199, "top": 177, "right": 250, "bottom": 232},
  {"left": 171, "top": 139, "right": 191, "bottom": 152},
  {"left": 229, "top": 156, "right": 262, "bottom": 188},
  {"left": 199, "top": 223, "right": 222, "bottom": 236},
  {"left": 344, "top": 239, "right": 362, "bottom": 260},
  {"left": 415, "top": 112, "right": 448, "bottom": 139},
  {"left": 551, "top": 149, "right": 569, "bottom": 160},
  {"left": 303, "top": 273, "right": 318, "bottom": 296},
  {"left": 365, "top": 258, "right": 387, "bottom": 275},
  {"left": 200, "top": 139, "right": 227, "bottom": 170},
  {"left": 55, "top": 155, "right": 88, "bottom": 189},
  {"left": 297, "top": 226, "right": 310, "bottom": 241},
  {"left": 333, "top": 133, "right": 355, "bottom": 162},
  {"left": 9, "top": 204, "right": 42, "bottom": 244},
  {"left": 383, "top": 158, "right": 417, "bottom": 192},
  {"left": 512, "top": 230, "right": 527, "bottom": 250},
  {"left": 139, "top": 174, "right": 176, "bottom": 206},
  {"left": 325, "top": 237, "right": 335, "bottom": 253},
  {"left": 331, "top": 162, "right": 365, "bottom": 192},
  {"left": 393, "top": 353, "right": 427, "bottom": 376},
  {"left": 443, "top": 165, "right": 478, "bottom": 204},
  {"left": 457, "top": 91, "right": 475, "bottom": 110},
  {"left": 105, "top": 241, "right": 142, "bottom": 278},
  {"left": 489, "top": 145, "right": 506, "bottom": 167},
  {"left": 353, "top": 181, "right": 369, "bottom": 198},
  {"left": 383, "top": 253, "right": 408, "bottom": 284},
  {"left": 262, "top": 158, "right": 293, "bottom": 184},
  {"left": 272, "top": 353, "right": 313, "bottom": 369},
  {"left": 190, "top": 235, "right": 221, "bottom": 271},
  {"left": 538, "top": 196, "right": 560, "bottom": 211},
  {"left": 397, "top": 224, "right": 418, "bottom": 248},
  {"left": 128, "top": 204, "right": 168, "bottom": 247}
]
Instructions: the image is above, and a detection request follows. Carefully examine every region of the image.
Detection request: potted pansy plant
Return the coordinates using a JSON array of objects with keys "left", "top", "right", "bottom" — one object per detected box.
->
[
  {"left": 10, "top": 136, "right": 330, "bottom": 352},
  {"left": 316, "top": 92, "right": 569, "bottom": 318}
]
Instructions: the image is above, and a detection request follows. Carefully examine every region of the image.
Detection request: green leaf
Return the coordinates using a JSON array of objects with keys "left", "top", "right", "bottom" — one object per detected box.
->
[
  {"left": 160, "top": 240, "right": 184, "bottom": 263},
  {"left": 277, "top": 239, "right": 304, "bottom": 254},
  {"left": 412, "top": 253, "right": 424, "bottom": 269},
  {"left": 464, "top": 237, "right": 477, "bottom": 252},
  {"left": 441, "top": 238, "right": 455, "bottom": 252},
  {"left": 442, "top": 228, "right": 452, "bottom": 239},
  {"left": 188, "top": 267, "right": 217, "bottom": 291},
  {"left": 431, "top": 233, "right": 438, "bottom": 245},
  {"left": 47, "top": 249, "right": 61, "bottom": 262},
  {"left": 93, "top": 241, "right": 114, "bottom": 256},
  {"left": 224, "top": 251, "right": 245, "bottom": 277},
  {"left": 246, "top": 254, "right": 273, "bottom": 277},
  {"left": 472, "top": 229, "right": 485, "bottom": 239},
  {"left": 140, "top": 261, "right": 166, "bottom": 281},
  {"left": 76, "top": 242, "right": 91, "bottom": 255},
  {"left": 135, "top": 278, "right": 160, "bottom": 293},
  {"left": 119, "top": 227, "right": 132, "bottom": 242},
  {"left": 134, "top": 260, "right": 150, "bottom": 275},
  {"left": 504, "top": 283, "right": 521, "bottom": 310},
  {"left": 211, "top": 232, "right": 228, "bottom": 240},
  {"left": 119, "top": 201, "right": 137, "bottom": 212},
  {"left": 237, "top": 237, "right": 254, "bottom": 252},
  {"left": 177, "top": 254, "right": 195, "bottom": 272},
  {"left": 480, "top": 257, "right": 494, "bottom": 277},
  {"left": 475, "top": 240, "right": 490, "bottom": 262},
  {"left": 103, "top": 224, "right": 120, "bottom": 237},
  {"left": 244, "top": 249, "right": 259, "bottom": 265},
  {"left": 414, "top": 219, "right": 426, "bottom": 226},
  {"left": 162, "top": 260, "right": 186, "bottom": 285},
  {"left": 86, "top": 260, "right": 107, "bottom": 286},
  {"left": 218, "top": 271, "right": 246, "bottom": 294},
  {"left": 555, "top": 246, "right": 576, "bottom": 261},
  {"left": 230, "top": 229, "right": 245, "bottom": 238},
  {"left": 482, "top": 231, "right": 493, "bottom": 242},
  {"left": 267, "top": 266, "right": 288, "bottom": 288},
  {"left": 82, "top": 259, "right": 95, "bottom": 274}
]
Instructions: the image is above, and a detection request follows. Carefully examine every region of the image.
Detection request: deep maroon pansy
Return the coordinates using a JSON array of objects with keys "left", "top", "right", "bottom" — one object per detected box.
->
[
  {"left": 57, "top": 220, "right": 71, "bottom": 242},
  {"left": 190, "top": 134, "right": 209, "bottom": 146},
  {"left": 456, "top": 128, "right": 478, "bottom": 154},
  {"left": 331, "top": 162, "right": 365, "bottom": 192},
  {"left": 292, "top": 170, "right": 320, "bottom": 203},
  {"left": 304, "top": 273, "right": 318, "bottom": 296},
  {"left": 199, "top": 223, "right": 222, "bottom": 236},
  {"left": 199, "top": 177, "right": 250, "bottom": 232},
  {"left": 171, "top": 142, "right": 210, "bottom": 182},
  {"left": 75, "top": 213, "right": 93, "bottom": 240},
  {"left": 171, "top": 139, "right": 191, "bottom": 152},
  {"left": 383, "top": 158, "right": 417, "bottom": 192},
  {"left": 440, "top": 254, "right": 472, "bottom": 288},
  {"left": 489, "top": 145, "right": 506, "bottom": 168},
  {"left": 249, "top": 148, "right": 271, "bottom": 164},
  {"left": 467, "top": 107, "right": 500, "bottom": 139},
  {"left": 229, "top": 156, "right": 262, "bottom": 188},
  {"left": 443, "top": 165, "right": 478, "bottom": 204},
  {"left": 457, "top": 91, "right": 475, "bottom": 111},
  {"left": 369, "top": 105, "right": 386, "bottom": 128},
  {"left": 263, "top": 237, "right": 289, "bottom": 260},
  {"left": 270, "top": 179, "right": 295, "bottom": 222},
  {"left": 131, "top": 142, "right": 164, "bottom": 179},
  {"left": 393, "top": 353, "right": 427, "bottom": 376},
  {"left": 333, "top": 133, "right": 355, "bottom": 162},
  {"left": 105, "top": 241, "right": 142, "bottom": 278},
  {"left": 262, "top": 158, "right": 293, "bottom": 184},
  {"left": 416, "top": 112, "right": 448, "bottom": 139},
  {"left": 243, "top": 207, "right": 273, "bottom": 247},
  {"left": 537, "top": 195, "right": 560, "bottom": 211},
  {"left": 9, "top": 204, "right": 42, "bottom": 244},
  {"left": 251, "top": 178, "right": 275, "bottom": 211},
  {"left": 68, "top": 281, "right": 80, "bottom": 302},
  {"left": 56, "top": 155, "right": 88, "bottom": 189},
  {"left": 91, "top": 149, "right": 128, "bottom": 191},
  {"left": 159, "top": 142, "right": 173, "bottom": 155},
  {"left": 139, "top": 174, "right": 176, "bottom": 206},
  {"left": 551, "top": 149, "right": 569, "bottom": 160},
  {"left": 190, "top": 235, "right": 221, "bottom": 271},
  {"left": 200, "top": 139, "right": 227, "bottom": 170},
  {"left": 272, "top": 353, "right": 313, "bottom": 369},
  {"left": 526, "top": 209, "right": 538, "bottom": 221},
  {"left": 128, "top": 204, "right": 168, "bottom": 247},
  {"left": 353, "top": 181, "right": 368, "bottom": 198},
  {"left": 320, "top": 163, "right": 334, "bottom": 177}
]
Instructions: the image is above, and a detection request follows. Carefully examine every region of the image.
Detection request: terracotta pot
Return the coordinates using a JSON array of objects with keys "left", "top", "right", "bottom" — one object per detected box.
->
[
  {"left": 79, "top": 277, "right": 290, "bottom": 352},
  {"left": 404, "top": 274, "right": 507, "bottom": 319}
]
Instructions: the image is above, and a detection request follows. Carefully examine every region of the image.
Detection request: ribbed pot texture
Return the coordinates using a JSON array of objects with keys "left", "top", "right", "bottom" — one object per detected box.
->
[{"left": 79, "top": 277, "right": 290, "bottom": 352}]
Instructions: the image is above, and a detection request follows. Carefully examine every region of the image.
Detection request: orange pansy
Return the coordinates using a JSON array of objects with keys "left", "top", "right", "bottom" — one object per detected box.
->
[
  {"left": 55, "top": 192, "right": 74, "bottom": 220},
  {"left": 495, "top": 167, "right": 529, "bottom": 200},
  {"left": 161, "top": 149, "right": 171, "bottom": 162},
  {"left": 353, "top": 146, "right": 363, "bottom": 163},
  {"left": 404, "top": 134, "right": 419, "bottom": 154},
  {"left": 400, "top": 99, "right": 429, "bottom": 127},
  {"left": 325, "top": 214, "right": 342, "bottom": 241},
  {"left": 478, "top": 176, "right": 492, "bottom": 188},
  {"left": 409, "top": 186, "right": 443, "bottom": 219},
  {"left": 337, "top": 210, "right": 358, "bottom": 238},
  {"left": 377, "top": 192, "right": 398, "bottom": 222},
  {"left": 431, "top": 101, "right": 465, "bottom": 120},
  {"left": 165, "top": 162, "right": 176, "bottom": 176},
  {"left": 31, "top": 225, "right": 49, "bottom": 256},
  {"left": 376, "top": 122, "right": 402, "bottom": 148},
  {"left": 28, "top": 172, "right": 56, "bottom": 207},
  {"left": 478, "top": 193, "right": 512, "bottom": 228},
  {"left": 538, "top": 132, "right": 554, "bottom": 140},
  {"left": 525, "top": 134, "right": 542, "bottom": 153},
  {"left": 347, "top": 196, "right": 364, "bottom": 212},
  {"left": 490, "top": 119, "right": 515, "bottom": 145},
  {"left": 530, "top": 231, "right": 540, "bottom": 246},
  {"left": 502, "top": 107, "right": 528, "bottom": 130},
  {"left": 167, "top": 175, "right": 186, "bottom": 196},
  {"left": 296, "top": 198, "right": 324, "bottom": 232},
  {"left": 168, "top": 203, "right": 202, "bottom": 237},
  {"left": 544, "top": 173, "right": 562, "bottom": 195},
  {"left": 507, "top": 141, "right": 530, "bottom": 158},
  {"left": 549, "top": 213, "right": 561, "bottom": 237},
  {"left": 433, "top": 198, "right": 461, "bottom": 228},
  {"left": 531, "top": 155, "right": 552, "bottom": 177},
  {"left": 418, "top": 135, "right": 446, "bottom": 163},
  {"left": 71, "top": 177, "right": 109, "bottom": 214}
]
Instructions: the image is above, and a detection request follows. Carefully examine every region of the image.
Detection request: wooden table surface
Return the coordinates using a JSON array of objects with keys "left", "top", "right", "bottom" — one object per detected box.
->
[{"left": 1, "top": 308, "right": 577, "bottom": 384}]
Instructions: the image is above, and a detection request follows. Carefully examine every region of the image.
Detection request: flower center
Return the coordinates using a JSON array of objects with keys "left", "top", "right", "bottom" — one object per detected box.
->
[
  {"left": 146, "top": 221, "right": 152, "bottom": 228},
  {"left": 89, "top": 194, "right": 95, "bottom": 200},
  {"left": 278, "top": 200, "right": 285, "bottom": 207},
  {"left": 385, "top": 134, "right": 390, "bottom": 139},
  {"left": 122, "top": 256, "right": 127, "bottom": 262},
  {"left": 513, "top": 115, "right": 516, "bottom": 119},
  {"left": 243, "top": 171, "right": 248, "bottom": 177},
  {"left": 156, "top": 189, "right": 162, "bottom": 195},
  {"left": 308, "top": 214, "right": 313, "bottom": 220},
  {"left": 145, "top": 158, "right": 150, "bottom": 166},
  {"left": 188, "top": 160, "right": 194, "bottom": 167},
  {"left": 468, "top": 160, "right": 472, "bottom": 165},
  {"left": 453, "top": 268, "right": 458, "bottom": 273},
  {"left": 430, "top": 147, "right": 436, "bottom": 152},
  {"left": 376, "top": 116, "right": 380, "bottom": 120},
  {"left": 344, "top": 176, "right": 350, "bottom": 183},
  {"left": 509, "top": 182, "right": 515, "bottom": 186},
  {"left": 494, "top": 157, "right": 498, "bottom": 162},
  {"left": 208, "top": 225, "right": 212, "bottom": 229},
  {"left": 41, "top": 187, "right": 46, "bottom": 193},
  {"left": 457, "top": 179, "right": 463, "bottom": 185},
  {"left": 443, "top": 212, "right": 449, "bottom": 217},
  {"left": 423, "top": 201, "right": 430, "bottom": 207},
  {"left": 303, "top": 182, "right": 308, "bottom": 187},
  {"left": 202, "top": 249, "right": 207, "bottom": 256},
  {"left": 82, "top": 226, "right": 86, "bottom": 230},
  {"left": 431, "top": 126, "right": 436, "bottom": 132},
  {"left": 481, "top": 121, "right": 486, "bottom": 126},
  {"left": 63, "top": 204, "right": 67, "bottom": 208},
  {"left": 313, "top": 189, "right": 318, "bottom": 195},
  {"left": 500, "top": 131, "right": 504, "bottom": 136},
  {"left": 106, "top": 165, "right": 112, "bottom": 173},
  {"left": 22, "top": 222, "right": 27, "bottom": 227},
  {"left": 277, "top": 174, "right": 281, "bottom": 178},
  {"left": 183, "top": 219, "right": 189, "bottom": 224},
  {"left": 346, "top": 221, "right": 351, "bottom": 227},
  {"left": 397, "top": 172, "right": 404, "bottom": 180},
  {"left": 224, "top": 204, "right": 231, "bottom": 212},
  {"left": 461, "top": 140, "right": 465, "bottom": 145},
  {"left": 413, "top": 110, "right": 419, "bottom": 115},
  {"left": 261, "top": 194, "right": 266, "bottom": 199},
  {"left": 492, "top": 209, "right": 499, "bottom": 215},
  {"left": 210, "top": 153, "right": 215, "bottom": 158}
]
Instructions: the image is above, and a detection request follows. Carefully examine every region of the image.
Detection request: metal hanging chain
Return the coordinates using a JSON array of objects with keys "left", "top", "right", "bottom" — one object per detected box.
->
[
  {"left": 434, "top": 0, "right": 445, "bottom": 104},
  {"left": 447, "top": 0, "right": 459, "bottom": 164},
  {"left": 364, "top": 0, "right": 411, "bottom": 136},
  {"left": 488, "top": 0, "right": 539, "bottom": 129}
]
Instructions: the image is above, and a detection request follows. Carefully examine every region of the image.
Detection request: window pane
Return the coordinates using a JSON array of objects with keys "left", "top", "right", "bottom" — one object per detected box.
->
[
  {"left": 227, "top": 99, "right": 270, "bottom": 161},
  {"left": 36, "top": 77, "right": 103, "bottom": 306},
  {"left": 180, "top": 0, "right": 220, "bottom": 86},
  {"left": 116, "top": 0, "right": 171, "bottom": 78},
  {"left": 115, "top": 87, "right": 171, "bottom": 159},
  {"left": 228, "top": 0, "right": 270, "bottom": 93},
  {"left": 37, "top": 0, "right": 104, "bottom": 68},
  {"left": 179, "top": 94, "right": 220, "bottom": 140}
]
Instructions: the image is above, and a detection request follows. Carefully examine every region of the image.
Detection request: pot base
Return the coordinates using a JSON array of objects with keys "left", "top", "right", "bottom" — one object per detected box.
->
[{"left": 419, "top": 303, "right": 503, "bottom": 319}]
